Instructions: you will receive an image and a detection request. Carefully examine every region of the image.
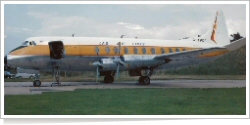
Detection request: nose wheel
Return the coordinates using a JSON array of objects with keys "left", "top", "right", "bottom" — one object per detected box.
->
[
  {"left": 33, "top": 80, "right": 41, "bottom": 87},
  {"left": 33, "top": 74, "right": 41, "bottom": 87},
  {"left": 138, "top": 76, "right": 150, "bottom": 85}
]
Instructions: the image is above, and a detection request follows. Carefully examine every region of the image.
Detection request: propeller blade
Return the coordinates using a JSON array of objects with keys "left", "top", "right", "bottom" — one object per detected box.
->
[
  {"left": 96, "top": 66, "right": 99, "bottom": 82},
  {"left": 116, "top": 64, "right": 120, "bottom": 80},
  {"left": 4, "top": 55, "right": 7, "bottom": 65},
  {"left": 92, "top": 61, "right": 101, "bottom": 82},
  {"left": 119, "top": 61, "right": 127, "bottom": 67}
]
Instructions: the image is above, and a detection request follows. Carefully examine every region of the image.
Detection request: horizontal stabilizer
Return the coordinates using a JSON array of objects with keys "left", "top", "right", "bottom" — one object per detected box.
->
[{"left": 225, "top": 38, "right": 246, "bottom": 51}]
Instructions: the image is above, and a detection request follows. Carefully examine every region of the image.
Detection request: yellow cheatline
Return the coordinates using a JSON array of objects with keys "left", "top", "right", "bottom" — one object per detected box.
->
[
  {"left": 10, "top": 45, "right": 200, "bottom": 56},
  {"left": 199, "top": 50, "right": 230, "bottom": 58}
]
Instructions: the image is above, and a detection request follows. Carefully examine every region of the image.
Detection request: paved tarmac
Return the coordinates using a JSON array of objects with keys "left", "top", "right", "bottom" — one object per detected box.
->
[{"left": 4, "top": 80, "right": 246, "bottom": 95}]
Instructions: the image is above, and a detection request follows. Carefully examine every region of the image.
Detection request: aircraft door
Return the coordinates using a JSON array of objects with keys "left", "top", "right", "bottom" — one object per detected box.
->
[{"left": 48, "top": 41, "right": 65, "bottom": 59}]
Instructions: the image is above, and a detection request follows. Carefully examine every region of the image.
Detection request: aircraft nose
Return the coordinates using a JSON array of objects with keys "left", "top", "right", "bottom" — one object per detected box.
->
[{"left": 4, "top": 55, "right": 7, "bottom": 65}]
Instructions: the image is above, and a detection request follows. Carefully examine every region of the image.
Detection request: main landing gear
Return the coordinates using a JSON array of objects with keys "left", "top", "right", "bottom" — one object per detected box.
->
[
  {"left": 104, "top": 75, "right": 114, "bottom": 83},
  {"left": 137, "top": 68, "right": 153, "bottom": 85},
  {"left": 138, "top": 76, "right": 150, "bottom": 85}
]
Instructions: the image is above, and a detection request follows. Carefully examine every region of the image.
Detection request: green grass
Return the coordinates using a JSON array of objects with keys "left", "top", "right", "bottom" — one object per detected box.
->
[{"left": 5, "top": 88, "right": 246, "bottom": 115}]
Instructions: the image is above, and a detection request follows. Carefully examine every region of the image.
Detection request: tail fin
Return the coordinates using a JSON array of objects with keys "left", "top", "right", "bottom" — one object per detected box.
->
[{"left": 194, "top": 10, "right": 230, "bottom": 46}]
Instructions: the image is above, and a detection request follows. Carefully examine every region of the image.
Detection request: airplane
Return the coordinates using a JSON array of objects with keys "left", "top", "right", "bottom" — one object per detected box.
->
[{"left": 4, "top": 10, "right": 246, "bottom": 87}]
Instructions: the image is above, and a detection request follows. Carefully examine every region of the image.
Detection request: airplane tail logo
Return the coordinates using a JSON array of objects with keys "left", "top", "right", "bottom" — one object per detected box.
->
[
  {"left": 198, "top": 10, "right": 230, "bottom": 46},
  {"left": 211, "top": 11, "right": 218, "bottom": 44}
]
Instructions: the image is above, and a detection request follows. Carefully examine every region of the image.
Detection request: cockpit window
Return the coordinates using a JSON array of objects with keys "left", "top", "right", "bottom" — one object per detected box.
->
[
  {"left": 22, "top": 41, "right": 29, "bottom": 46},
  {"left": 9, "top": 40, "right": 36, "bottom": 53},
  {"left": 22, "top": 41, "right": 36, "bottom": 46},
  {"left": 29, "top": 41, "right": 36, "bottom": 46},
  {"left": 32, "top": 41, "right": 36, "bottom": 45}
]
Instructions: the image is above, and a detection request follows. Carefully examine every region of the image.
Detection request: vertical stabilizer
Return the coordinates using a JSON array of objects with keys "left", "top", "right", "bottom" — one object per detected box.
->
[{"left": 194, "top": 10, "right": 230, "bottom": 46}]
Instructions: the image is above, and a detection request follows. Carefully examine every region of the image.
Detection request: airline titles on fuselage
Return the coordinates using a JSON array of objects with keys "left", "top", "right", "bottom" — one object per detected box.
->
[
  {"left": 99, "top": 42, "right": 146, "bottom": 46},
  {"left": 99, "top": 42, "right": 109, "bottom": 45},
  {"left": 132, "top": 43, "right": 145, "bottom": 46}
]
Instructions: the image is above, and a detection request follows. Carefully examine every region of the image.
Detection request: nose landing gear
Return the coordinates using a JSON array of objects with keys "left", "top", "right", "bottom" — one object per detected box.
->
[
  {"left": 33, "top": 80, "right": 41, "bottom": 87},
  {"left": 33, "top": 74, "right": 41, "bottom": 87}
]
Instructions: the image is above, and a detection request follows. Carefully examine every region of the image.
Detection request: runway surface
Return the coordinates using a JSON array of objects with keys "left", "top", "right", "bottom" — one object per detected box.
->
[{"left": 4, "top": 80, "right": 246, "bottom": 95}]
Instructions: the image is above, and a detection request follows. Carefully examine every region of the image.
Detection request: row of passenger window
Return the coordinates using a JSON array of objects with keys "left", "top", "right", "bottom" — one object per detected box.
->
[{"left": 95, "top": 47, "right": 186, "bottom": 54}]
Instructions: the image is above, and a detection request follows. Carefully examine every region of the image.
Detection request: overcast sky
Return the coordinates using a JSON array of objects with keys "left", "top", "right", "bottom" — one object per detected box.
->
[{"left": 3, "top": 3, "right": 247, "bottom": 54}]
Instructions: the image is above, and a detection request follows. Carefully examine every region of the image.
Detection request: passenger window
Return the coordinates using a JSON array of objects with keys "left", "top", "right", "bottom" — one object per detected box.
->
[
  {"left": 182, "top": 48, "right": 186, "bottom": 51},
  {"left": 151, "top": 48, "right": 156, "bottom": 54},
  {"left": 134, "top": 47, "right": 138, "bottom": 54},
  {"left": 161, "top": 48, "right": 165, "bottom": 54},
  {"left": 176, "top": 48, "right": 179, "bottom": 52},
  {"left": 106, "top": 47, "right": 110, "bottom": 54},
  {"left": 114, "top": 47, "right": 119, "bottom": 54},
  {"left": 95, "top": 46, "right": 99, "bottom": 55},
  {"left": 124, "top": 47, "right": 129, "bottom": 54},
  {"left": 142, "top": 48, "right": 147, "bottom": 54},
  {"left": 169, "top": 48, "right": 173, "bottom": 53}
]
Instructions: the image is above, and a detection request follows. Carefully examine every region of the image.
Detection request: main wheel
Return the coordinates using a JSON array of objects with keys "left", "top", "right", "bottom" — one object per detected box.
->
[
  {"left": 138, "top": 76, "right": 143, "bottom": 85},
  {"left": 33, "top": 80, "right": 41, "bottom": 87},
  {"left": 138, "top": 76, "right": 150, "bottom": 85},
  {"left": 104, "top": 75, "right": 114, "bottom": 83}
]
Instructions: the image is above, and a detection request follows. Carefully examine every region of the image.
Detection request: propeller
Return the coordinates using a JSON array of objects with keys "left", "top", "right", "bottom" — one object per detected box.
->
[
  {"left": 116, "top": 64, "right": 120, "bottom": 80},
  {"left": 115, "top": 42, "right": 123, "bottom": 80},
  {"left": 4, "top": 55, "right": 7, "bottom": 65},
  {"left": 113, "top": 57, "right": 127, "bottom": 80},
  {"left": 96, "top": 66, "right": 99, "bottom": 82},
  {"left": 92, "top": 61, "right": 101, "bottom": 82}
]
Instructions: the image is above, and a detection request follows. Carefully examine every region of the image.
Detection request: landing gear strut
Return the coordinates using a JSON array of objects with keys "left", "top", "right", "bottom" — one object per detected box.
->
[
  {"left": 138, "top": 76, "right": 150, "bottom": 85},
  {"left": 104, "top": 75, "right": 114, "bottom": 83},
  {"left": 51, "top": 66, "right": 61, "bottom": 87}
]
